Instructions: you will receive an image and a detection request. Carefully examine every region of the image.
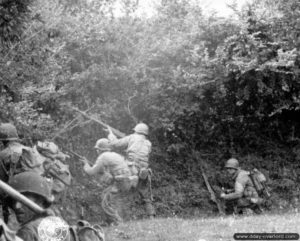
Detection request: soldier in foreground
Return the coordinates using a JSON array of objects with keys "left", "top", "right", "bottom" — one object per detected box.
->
[
  {"left": 220, "top": 158, "right": 264, "bottom": 214},
  {"left": 7, "top": 171, "right": 72, "bottom": 241},
  {"left": 107, "top": 123, "right": 155, "bottom": 218},
  {"left": 79, "top": 138, "right": 133, "bottom": 226}
]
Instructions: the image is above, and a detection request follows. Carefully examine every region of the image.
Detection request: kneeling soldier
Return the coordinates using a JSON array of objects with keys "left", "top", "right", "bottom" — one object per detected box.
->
[{"left": 220, "top": 158, "right": 264, "bottom": 214}]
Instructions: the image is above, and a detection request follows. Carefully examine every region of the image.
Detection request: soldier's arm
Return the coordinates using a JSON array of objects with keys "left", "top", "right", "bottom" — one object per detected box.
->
[
  {"left": 83, "top": 155, "right": 105, "bottom": 176},
  {"left": 17, "top": 227, "right": 38, "bottom": 241},
  {"left": 108, "top": 135, "right": 131, "bottom": 150},
  {"left": 221, "top": 174, "right": 248, "bottom": 200},
  {"left": 221, "top": 182, "right": 244, "bottom": 200}
]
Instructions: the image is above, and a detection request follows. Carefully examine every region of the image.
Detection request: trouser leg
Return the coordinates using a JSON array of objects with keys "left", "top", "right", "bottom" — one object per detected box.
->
[
  {"left": 137, "top": 177, "right": 155, "bottom": 217},
  {"left": 237, "top": 198, "right": 263, "bottom": 214},
  {"left": 101, "top": 185, "right": 122, "bottom": 225}
]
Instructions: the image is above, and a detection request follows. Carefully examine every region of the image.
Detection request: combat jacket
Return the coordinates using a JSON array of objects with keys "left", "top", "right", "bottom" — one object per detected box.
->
[
  {"left": 108, "top": 133, "right": 152, "bottom": 167},
  {"left": 223, "top": 169, "right": 258, "bottom": 200},
  {"left": 0, "top": 142, "right": 43, "bottom": 182},
  {"left": 17, "top": 215, "right": 73, "bottom": 241},
  {"left": 84, "top": 151, "right": 130, "bottom": 178}
]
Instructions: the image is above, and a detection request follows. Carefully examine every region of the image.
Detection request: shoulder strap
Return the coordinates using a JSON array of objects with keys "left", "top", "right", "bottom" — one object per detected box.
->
[{"left": 69, "top": 226, "right": 79, "bottom": 241}]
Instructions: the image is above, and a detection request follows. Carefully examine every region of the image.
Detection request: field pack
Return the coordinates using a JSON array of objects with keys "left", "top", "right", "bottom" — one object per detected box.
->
[{"left": 249, "top": 168, "right": 271, "bottom": 198}]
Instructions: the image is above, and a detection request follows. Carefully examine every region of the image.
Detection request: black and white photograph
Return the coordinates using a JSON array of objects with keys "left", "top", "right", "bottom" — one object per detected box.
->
[{"left": 0, "top": 0, "right": 299, "bottom": 240}]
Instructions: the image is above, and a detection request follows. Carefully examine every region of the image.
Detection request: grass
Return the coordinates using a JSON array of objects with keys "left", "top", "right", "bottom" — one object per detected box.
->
[{"left": 103, "top": 212, "right": 300, "bottom": 241}]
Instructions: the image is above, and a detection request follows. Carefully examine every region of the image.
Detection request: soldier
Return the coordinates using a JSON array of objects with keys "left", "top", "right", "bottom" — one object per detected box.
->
[
  {"left": 34, "top": 141, "right": 71, "bottom": 203},
  {"left": 79, "top": 138, "right": 133, "bottom": 226},
  {"left": 107, "top": 123, "right": 155, "bottom": 218},
  {"left": 220, "top": 158, "right": 264, "bottom": 214},
  {"left": 0, "top": 123, "right": 43, "bottom": 223},
  {"left": 8, "top": 172, "right": 72, "bottom": 241}
]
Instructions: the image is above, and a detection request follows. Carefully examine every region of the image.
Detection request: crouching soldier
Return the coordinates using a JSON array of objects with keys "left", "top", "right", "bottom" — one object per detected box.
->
[
  {"left": 107, "top": 123, "right": 155, "bottom": 218},
  {"left": 220, "top": 158, "right": 264, "bottom": 215},
  {"left": 7, "top": 172, "right": 73, "bottom": 241},
  {"left": 34, "top": 141, "right": 72, "bottom": 203},
  {"left": 79, "top": 138, "right": 133, "bottom": 226}
]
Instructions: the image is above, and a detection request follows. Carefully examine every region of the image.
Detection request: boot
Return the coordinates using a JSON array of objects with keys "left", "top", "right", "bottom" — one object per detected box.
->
[{"left": 145, "top": 201, "right": 155, "bottom": 218}]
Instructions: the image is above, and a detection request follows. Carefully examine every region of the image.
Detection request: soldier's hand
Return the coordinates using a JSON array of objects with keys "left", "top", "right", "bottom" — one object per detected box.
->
[
  {"left": 79, "top": 157, "right": 89, "bottom": 165},
  {"left": 220, "top": 193, "right": 226, "bottom": 199},
  {"left": 104, "top": 126, "right": 112, "bottom": 134}
]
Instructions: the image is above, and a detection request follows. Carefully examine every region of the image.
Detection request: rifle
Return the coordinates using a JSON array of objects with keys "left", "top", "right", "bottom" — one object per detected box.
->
[
  {"left": 70, "top": 106, "right": 126, "bottom": 138},
  {"left": 0, "top": 180, "right": 46, "bottom": 214},
  {"left": 43, "top": 161, "right": 71, "bottom": 186},
  {"left": 192, "top": 150, "right": 225, "bottom": 215},
  {"left": 69, "top": 150, "right": 94, "bottom": 166},
  {"left": 201, "top": 169, "right": 225, "bottom": 215}
]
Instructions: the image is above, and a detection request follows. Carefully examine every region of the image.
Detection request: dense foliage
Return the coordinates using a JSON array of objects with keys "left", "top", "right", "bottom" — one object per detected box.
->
[{"left": 1, "top": 0, "right": 300, "bottom": 221}]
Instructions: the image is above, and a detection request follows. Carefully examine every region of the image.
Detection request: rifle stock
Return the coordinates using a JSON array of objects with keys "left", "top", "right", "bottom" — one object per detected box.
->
[{"left": 70, "top": 106, "right": 126, "bottom": 138}]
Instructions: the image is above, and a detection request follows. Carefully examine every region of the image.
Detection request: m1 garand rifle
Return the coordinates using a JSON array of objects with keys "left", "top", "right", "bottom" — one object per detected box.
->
[
  {"left": 0, "top": 180, "right": 46, "bottom": 214},
  {"left": 192, "top": 150, "right": 225, "bottom": 215},
  {"left": 201, "top": 169, "right": 225, "bottom": 215},
  {"left": 68, "top": 150, "right": 94, "bottom": 166},
  {"left": 70, "top": 106, "right": 126, "bottom": 138}
]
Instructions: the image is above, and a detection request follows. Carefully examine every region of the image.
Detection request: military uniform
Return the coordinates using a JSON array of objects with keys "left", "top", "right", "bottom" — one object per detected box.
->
[
  {"left": 0, "top": 124, "right": 43, "bottom": 224},
  {"left": 35, "top": 141, "right": 72, "bottom": 201},
  {"left": 84, "top": 150, "right": 131, "bottom": 225},
  {"left": 17, "top": 216, "right": 50, "bottom": 241},
  {"left": 221, "top": 158, "right": 263, "bottom": 214},
  {"left": 108, "top": 124, "right": 155, "bottom": 217},
  {"left": 8, "top": 172, "right": 73, "bottom": 241},
  {"left": 0, "top": 142, "right": 44, "bottom": 183}
]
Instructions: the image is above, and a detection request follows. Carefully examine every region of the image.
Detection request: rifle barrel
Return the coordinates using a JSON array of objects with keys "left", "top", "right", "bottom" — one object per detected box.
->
[
  {"left": 69, "top": 150, "right": 93, "bottom": 165},
  {"left": 71, "top": 106, "right": 126, "bottom": 138},
  {"left": 0, "top": 180, "right": 45, "bottom": 214}
]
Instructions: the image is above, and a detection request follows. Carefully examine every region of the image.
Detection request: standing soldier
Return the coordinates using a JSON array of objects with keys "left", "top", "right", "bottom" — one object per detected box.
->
[
  {"left": 107, "top": 123, "right": 155, "bottom": 218},
  {"left": 220, "top": 158, "right": 264, "bottom": 214},
  {"left": 79, "top": 138, "right": 132, "bottom": 226}
]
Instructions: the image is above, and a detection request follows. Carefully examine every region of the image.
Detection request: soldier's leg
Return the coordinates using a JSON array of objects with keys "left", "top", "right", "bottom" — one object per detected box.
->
[
  {"left": 101, "top": 185, "right": 122, "bottom": 225},
  {"left": 237, "top": 198, "right": 263, "bottom": 214},
  {"left": 137, "top": 176, "right": 155, "bottom": 217}
]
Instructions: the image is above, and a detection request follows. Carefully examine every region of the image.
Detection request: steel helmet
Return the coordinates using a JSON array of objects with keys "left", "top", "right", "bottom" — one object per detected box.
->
[
  {"left": 94, "top": 138, "right": 111, "bottom": 151},
  {"left": 0, "top": 123, "right": 20, "bottom": 141},
  {"left": 133, "top": 123, "right": 149, "bottom": 135},
  {"left": 225, "top": 158, "right": 239, "bottom": 169},
  {"left": 9, "top": 171, "right": 54, "bottom": 204}
]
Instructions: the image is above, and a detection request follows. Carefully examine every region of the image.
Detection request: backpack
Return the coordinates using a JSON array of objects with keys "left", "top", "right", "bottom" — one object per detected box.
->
[
  {"left": 249, "top": 168, "right": 271, "bottom": 198},
  {"left": 69, "top": 220, "right": 105, "bottom": 241},
  {"left": 0, "top": 144, "right": 44, "bottom": 182}
]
